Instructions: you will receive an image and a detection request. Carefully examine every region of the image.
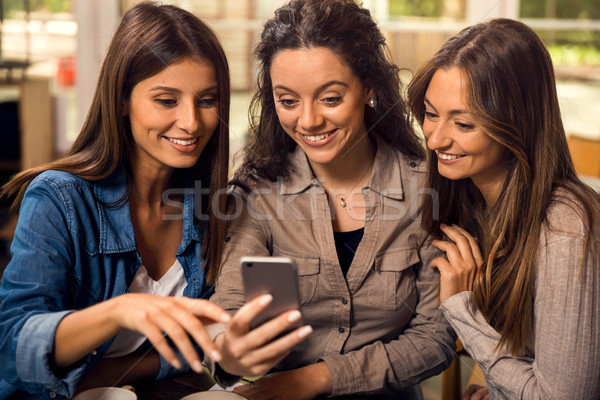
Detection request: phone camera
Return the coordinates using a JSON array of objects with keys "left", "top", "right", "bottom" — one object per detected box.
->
[{"left": 246, "top": 262, "right": 253, "bottom": 267}]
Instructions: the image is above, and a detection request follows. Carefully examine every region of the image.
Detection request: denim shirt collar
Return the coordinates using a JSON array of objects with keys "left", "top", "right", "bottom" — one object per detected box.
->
[
  {"left": 280, "top": 136, "right": 406, "bottom": 201},
  {"left": 93, "top": 168, "right": 201, "bottom": 254}
]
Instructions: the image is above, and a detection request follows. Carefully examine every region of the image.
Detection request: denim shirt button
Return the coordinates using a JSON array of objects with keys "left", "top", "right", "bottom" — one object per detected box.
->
[
  {"left": 49, "top": 392, "right": 57, "bottom": 398},
  {"left": 191, "top": 279, "right": 196, "bottom": 283},
  {"left": 91, "top": 350, "right": 98, "bottom": 356}
]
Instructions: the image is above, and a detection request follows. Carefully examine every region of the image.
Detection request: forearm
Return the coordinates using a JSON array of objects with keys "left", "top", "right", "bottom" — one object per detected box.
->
[
  {"left": 441, "top": 290, "right": 600, "bottom": 400},
  {"left": 321, "top": 333, "right": 454, "bottom": 397},
  {"left": 54, "top": 297, "right": 122, "bottom": 368}
]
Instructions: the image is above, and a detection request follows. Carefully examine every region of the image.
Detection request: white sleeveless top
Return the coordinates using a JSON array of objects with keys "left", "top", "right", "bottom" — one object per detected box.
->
[{"left": 105, "top": 259, "right": 187, "bottom": 357}]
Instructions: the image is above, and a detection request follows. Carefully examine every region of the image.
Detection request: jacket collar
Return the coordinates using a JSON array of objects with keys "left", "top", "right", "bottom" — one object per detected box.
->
[
  {"left": 279, "top": 136, "right": 405, "bottom": 201},
  {"left": 93, "top": 168, "right": 200, "bottom": 254}
]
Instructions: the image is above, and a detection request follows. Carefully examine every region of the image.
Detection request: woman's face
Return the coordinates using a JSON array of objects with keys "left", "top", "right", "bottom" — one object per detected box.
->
[
  {"left": 422, "top": 67, "right": 507, "bottom": 201},
  {"left": 124, "top": 57, "right": 219, "bottom": 172},
  {"left": 270, "top": 47, "right": 372, "bottom": 166}
]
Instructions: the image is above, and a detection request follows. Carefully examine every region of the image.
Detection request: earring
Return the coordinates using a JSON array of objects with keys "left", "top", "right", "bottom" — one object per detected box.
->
[{"left": 368, "top": 97, "right": 376, "bottom": 109}]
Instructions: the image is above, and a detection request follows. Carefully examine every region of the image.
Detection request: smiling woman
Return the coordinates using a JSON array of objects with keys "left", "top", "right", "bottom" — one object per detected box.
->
[
  {"left": 0, "top": 3, "right": 234, "bottom": 399},
  {"left": 422, "top": 68, "right": 507, "bottom": 203},
  {"left": 205, "top": 1, "right": 457, "bottom": 399},
  {"left": 408, "top": 18, "right": 600, "bottom": 399},
  {"left": 126, "top": 58, "right": 220, "bottom": 171}
]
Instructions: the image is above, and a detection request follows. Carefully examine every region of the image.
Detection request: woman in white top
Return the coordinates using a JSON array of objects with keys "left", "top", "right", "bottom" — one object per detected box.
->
[{"left": 0, "top": 3, "right": 305, "bottom": 399}]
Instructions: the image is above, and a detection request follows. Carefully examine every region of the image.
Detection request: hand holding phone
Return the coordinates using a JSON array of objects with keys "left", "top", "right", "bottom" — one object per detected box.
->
[{"left": 213, "top": 257, "right": 312, "bottom": 377}]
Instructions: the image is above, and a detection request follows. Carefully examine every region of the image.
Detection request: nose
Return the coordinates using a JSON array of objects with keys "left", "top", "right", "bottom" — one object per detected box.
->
[
  {"left": 176, "top": 98, "right": 199, "bottom": 134},
  {"left": 426, "top": 120, "right": 451, "bottom": 151},
  {"left": 299, "top": 102, "right": 324, "bottom": 131}
]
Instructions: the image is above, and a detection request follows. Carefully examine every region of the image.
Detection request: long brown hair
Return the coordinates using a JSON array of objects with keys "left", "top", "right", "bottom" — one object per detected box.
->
[
  {"left": 408, "top": 18, "right": 600, "bottom": 354},
  {"left": 1, "top": 2, "right": 230, "bottom": 284},
  {"left": 237, "top": 0, "right": 424, "bottom": 182}
]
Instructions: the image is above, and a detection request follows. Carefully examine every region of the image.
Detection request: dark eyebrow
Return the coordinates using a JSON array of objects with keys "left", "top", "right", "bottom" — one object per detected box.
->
[
  {"left": 424, "top": 96, "right": 469, "bottom": 116},
  {"left": 273, "top": 80, "right": 348, "bottom": 95},
  {"left": 149, "top": 85, "right": 218, "bottom": 95}
]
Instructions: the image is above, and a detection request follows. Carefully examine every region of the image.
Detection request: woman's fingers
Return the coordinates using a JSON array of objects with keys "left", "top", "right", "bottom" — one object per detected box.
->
[
  {"left": 430, "top": 256, "right": 452, "bottom": 272},
  {"left": 172, "top": 307, "right": 223, "bottom": 366},
  {"left": 226, "top": 307, "right": 308, "bottom": 361},
  {"left": 451, "top": 224, "right": 484, "bottom": 267},
  {"left": 245, "top": 325, "right": 312, "bottom": 367},
  {"left": 241, "top": 309, "right": 302, "bottom": 348},
  {"left": 139, "top": 323, "right": 182, "bottom": 369},
  {"left": 432, "top": 239, "right": 462, "bottom": 266},
  {"left": 439, "top": 224, "right": 476, "bottom": 265},
  {"left": 148, "top": 309, "right": 203, "bottom": 372},
  {"left": 217, "top": 304, "right": 313, "bottom": 377},
  {"left": 116, "top": 295, "right": 231, "bottom": 372},
  {"left": 176, "top": 297, "right": 232, "bottom": 324},
  {"left": 237, "top": 325, "right": 312, "bottom": 376},
  {"left": 228, "top": 294, "right": 273, "bottom": 336}
]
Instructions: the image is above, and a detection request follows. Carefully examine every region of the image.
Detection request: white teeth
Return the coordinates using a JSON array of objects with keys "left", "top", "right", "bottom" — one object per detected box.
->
[
  {"left": 438, "top": 152, "right": 464, "bottom": 161},
  {"left": 167, "top": 137, "right": 198, "bottom": 146},
  {"left": 303, "top": 132, "right": 332, "bottom": 142}
]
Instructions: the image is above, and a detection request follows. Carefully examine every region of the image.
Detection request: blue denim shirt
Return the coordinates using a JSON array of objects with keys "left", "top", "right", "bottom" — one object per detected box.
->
[{"left": 0, "top": 169, "right": 211, "bottom": 400}]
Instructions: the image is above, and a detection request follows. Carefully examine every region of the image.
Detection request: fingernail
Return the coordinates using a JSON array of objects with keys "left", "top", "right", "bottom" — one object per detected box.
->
[
  {"left": 221, "top": 313, "right": 231, "bottom": 323},
  {"left": 288, "top": 310, "right": 301, "bottom": 323},
  {"left": 297, "top": 325, "right": 313, "bottom": 338},
  {"left": 259, "top": 294, "right": 273, "bottom": 306},
  {"left": 172, "top": 359, "right": 182, "bottom": 369},
  {"left": 192, "top": 360, "right": 203, "bottom": 373},
  {"left": 210, "top": 350, "right": 222, "bottom": 362}
]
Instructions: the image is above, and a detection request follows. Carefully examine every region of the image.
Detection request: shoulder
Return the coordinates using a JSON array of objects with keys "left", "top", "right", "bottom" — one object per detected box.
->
[
  {"left": 376, "top": 137, "right": 427, "bottom": 174},
  {"left": 229, "top": 174, "right": 277, "bottom": 197},
  {"left": 24, "top": 170, "right": 94, "bottom": 206},
  {"left": 543, "top": 186, "right": 599, "bottom": 241},
  {"left": 397, "top": 150, "right": 427, "bottom": 174},
  {"left": 30, "top": 170, "right": 91, "bottom": 190}
]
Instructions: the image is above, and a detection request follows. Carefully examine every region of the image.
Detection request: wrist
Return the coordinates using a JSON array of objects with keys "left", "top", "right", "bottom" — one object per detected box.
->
[{"left": 307, "top": 362, "right": 332, "bottom": 397}]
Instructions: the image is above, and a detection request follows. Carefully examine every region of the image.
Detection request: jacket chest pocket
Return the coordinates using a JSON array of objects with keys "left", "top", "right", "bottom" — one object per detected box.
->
[
  {"left": 368, "top": 247, "right": 419, "bottom": 310},
  {"left": 272, "top": 246, "right": 320, "bottom": 306}
]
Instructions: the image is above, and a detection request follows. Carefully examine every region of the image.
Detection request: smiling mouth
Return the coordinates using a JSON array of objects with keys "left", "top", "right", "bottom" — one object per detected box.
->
[
  {"left": 301, "top": 129, "right": 337, "bottom": 142},
  {"left": 437, "top": 151, "right": 465, "bottom": 161},
  {"left": 166, "top": 137, "right": 198, "bottom": 146}
]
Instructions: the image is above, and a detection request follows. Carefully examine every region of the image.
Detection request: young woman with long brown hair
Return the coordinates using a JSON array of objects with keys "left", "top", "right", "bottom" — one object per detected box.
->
[
  {"left": 0, "top": 3, "right": 302, "bottom": 399},
  {"left": 408, "top": 18, "right": 600, "bottom": 399},
  {"left": 206, "top": 1, "right": 457, "bottom": 399}
]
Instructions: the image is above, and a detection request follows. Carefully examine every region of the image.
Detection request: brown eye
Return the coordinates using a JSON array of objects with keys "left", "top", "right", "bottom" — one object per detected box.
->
[{"left": 155, "top": 99, "right": 177, "bottom": 108}]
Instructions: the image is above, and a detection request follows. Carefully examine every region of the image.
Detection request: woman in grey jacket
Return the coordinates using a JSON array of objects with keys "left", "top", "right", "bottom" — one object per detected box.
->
[{"left": 408, "top": 18, "right": 600, "bottom": 399}]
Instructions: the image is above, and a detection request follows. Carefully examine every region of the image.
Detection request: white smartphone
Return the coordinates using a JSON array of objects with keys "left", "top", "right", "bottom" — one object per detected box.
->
[{"left": 240, "top": 256, "right": 302, "bottom": 332}]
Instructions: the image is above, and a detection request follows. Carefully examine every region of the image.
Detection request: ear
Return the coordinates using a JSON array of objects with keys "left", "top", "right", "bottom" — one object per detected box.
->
[{"left": 363, "top": 79, "right": 374, "bottom": 105}]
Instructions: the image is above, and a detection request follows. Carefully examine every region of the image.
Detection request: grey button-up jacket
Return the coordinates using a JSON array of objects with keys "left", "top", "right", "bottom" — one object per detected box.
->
[{"left": 210, "top": 139, "right": 456, "bottom": 397}]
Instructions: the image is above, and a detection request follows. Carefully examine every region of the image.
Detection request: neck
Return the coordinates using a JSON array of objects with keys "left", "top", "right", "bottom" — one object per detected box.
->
[
  {"left": 130, "top": 156, "right": 176, "bottom": 208},
  {"left": 310, "top": 136, "right": 376, "bottom": 190},
  {"left": 472, "top": 175, "right": 505, "bottom": 206}
]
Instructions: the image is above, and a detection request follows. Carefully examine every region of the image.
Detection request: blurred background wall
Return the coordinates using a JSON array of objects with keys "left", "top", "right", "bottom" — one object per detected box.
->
[{"left": 1, "top": 0, "right": 599, "bottom": 165}]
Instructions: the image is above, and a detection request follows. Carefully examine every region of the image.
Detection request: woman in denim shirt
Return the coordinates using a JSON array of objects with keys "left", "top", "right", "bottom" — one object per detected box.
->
[{"left": 0, "top": 3, "right": 279, "bottom": 399}]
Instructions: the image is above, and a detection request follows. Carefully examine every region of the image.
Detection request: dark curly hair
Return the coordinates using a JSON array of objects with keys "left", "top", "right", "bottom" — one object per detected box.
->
[{"left": 237, "top": 0, "right": 424, "bottom": 182}]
